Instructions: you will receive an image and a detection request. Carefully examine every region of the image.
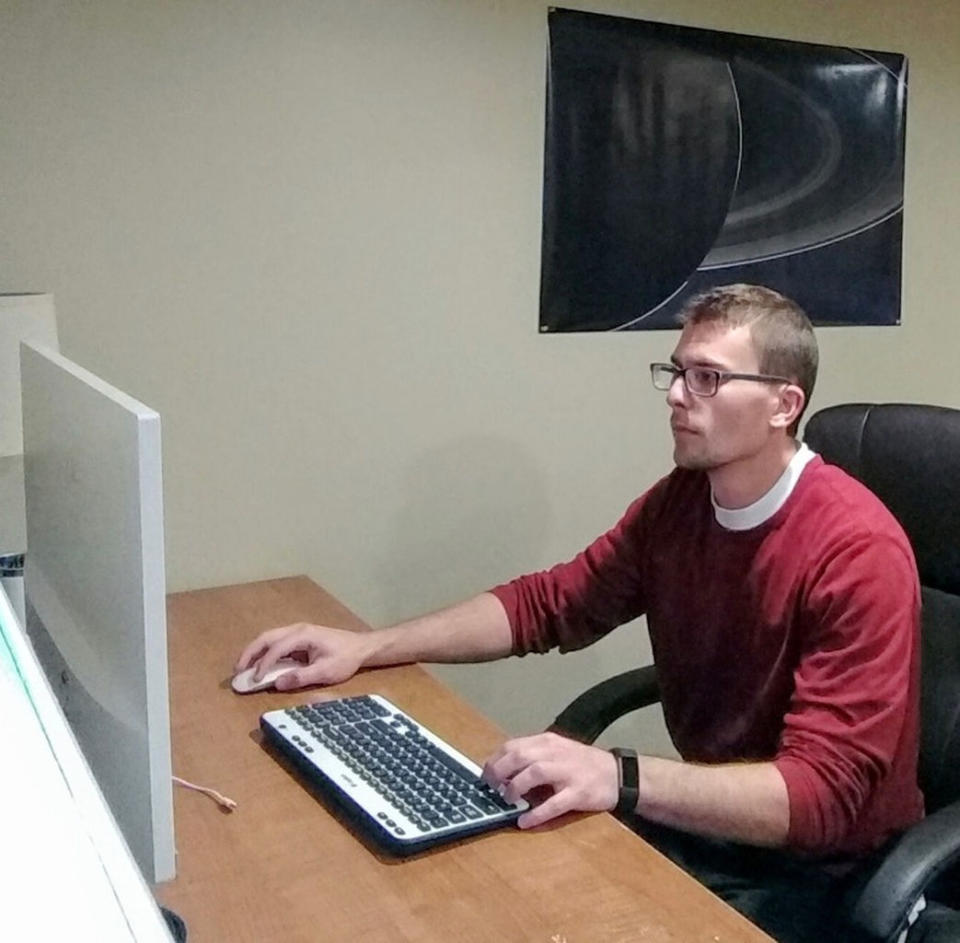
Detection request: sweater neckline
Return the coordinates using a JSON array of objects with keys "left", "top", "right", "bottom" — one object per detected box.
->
[{"left": 712, "top": 443, "right": 817, "bottom": 532}]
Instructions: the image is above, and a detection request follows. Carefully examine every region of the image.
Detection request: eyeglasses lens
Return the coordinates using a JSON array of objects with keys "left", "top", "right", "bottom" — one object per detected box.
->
[
  {"left": 650, "top": 365, "right": 720, "bottom": 396},
  {"left": 651, "top": 365, "right": 673, "bottom": 391},
  {"left": 686, "top": 369, "right": 719, "bottom": 396}
]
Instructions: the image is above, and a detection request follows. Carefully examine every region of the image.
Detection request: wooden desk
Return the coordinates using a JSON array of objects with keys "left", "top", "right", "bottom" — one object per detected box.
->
[{"left": 156, "top": 576, "right": 772, "bottom": 942}]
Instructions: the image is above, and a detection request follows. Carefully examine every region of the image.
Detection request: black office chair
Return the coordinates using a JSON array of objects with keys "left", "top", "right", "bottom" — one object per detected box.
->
[{"left": 549, "top": 403, "right": 960, "bottom": 943}]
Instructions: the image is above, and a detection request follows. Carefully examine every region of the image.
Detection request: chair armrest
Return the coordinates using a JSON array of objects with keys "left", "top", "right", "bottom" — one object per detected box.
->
[
  {"left": 548, "top": 665, "right": 660, "bottom": 744},
  {"left": 847, "top": 801, "right": 960, "bottom": 942}
]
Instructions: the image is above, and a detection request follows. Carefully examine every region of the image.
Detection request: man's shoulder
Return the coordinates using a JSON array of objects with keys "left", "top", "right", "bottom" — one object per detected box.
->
[
  {"left": 799, "top": 458, "right": 893, "bottom": 517},
  {"left": 792, "top": 458, "right": 913, "bottom": 552}
]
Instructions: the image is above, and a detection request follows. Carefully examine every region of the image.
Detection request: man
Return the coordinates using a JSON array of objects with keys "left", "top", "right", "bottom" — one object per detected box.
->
[{"left": 236, "top": 284, "right": 922, "bottom": 941}]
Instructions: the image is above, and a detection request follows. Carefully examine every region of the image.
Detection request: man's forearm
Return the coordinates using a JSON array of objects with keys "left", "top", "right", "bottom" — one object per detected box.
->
[
  {"left": 634, "top": 756, "right": 790, "bottom": 847},
  {"left": 362, "top": 592, "right": 514, "bottom": 668}
]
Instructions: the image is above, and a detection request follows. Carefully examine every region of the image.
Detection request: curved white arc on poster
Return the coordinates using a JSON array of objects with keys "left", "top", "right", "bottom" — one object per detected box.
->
[
  {"left": 721, "top": 67, "right": 844, "bottom": 229},
  {"left": 612, "top": 278, "right": 691, "bottom": 330},
  {"left": 848, "top": 47, "right": 908, "bottom": 84},
  {"left": 614, "top": 64, "right": 743, "bottom": 331},
  {"left": 698, "top": 204, "right": 903, "bottom": 271}
]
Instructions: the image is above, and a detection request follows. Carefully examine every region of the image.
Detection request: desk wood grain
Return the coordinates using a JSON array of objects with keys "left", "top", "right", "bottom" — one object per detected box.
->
[{"left": 156, "top": 576, "right": 772, "bottom": 942}]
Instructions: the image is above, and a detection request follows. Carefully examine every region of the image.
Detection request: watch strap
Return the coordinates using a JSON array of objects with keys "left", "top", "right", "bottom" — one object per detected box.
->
[{"left": 610, "top": 747, "right": 639, "bottom": 815}]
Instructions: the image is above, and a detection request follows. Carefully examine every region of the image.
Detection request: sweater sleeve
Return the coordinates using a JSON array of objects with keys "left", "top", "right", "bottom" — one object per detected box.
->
[
  {"left": 773, "top": 533, "right": 921, "bottom": 855},
  {"left": 489, "top": 492, "right": 655, "bottom": 655}
]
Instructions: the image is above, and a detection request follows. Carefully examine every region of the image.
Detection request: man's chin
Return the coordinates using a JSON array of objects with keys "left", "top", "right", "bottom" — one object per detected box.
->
[{"left": 673, "top": 447, "right": 716, "bottom": 471}]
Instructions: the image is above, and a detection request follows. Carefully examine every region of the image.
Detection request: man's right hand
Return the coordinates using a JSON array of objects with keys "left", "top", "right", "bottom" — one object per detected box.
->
[{"left": 234, "top": 623, "right": 375, "bottom": 691}]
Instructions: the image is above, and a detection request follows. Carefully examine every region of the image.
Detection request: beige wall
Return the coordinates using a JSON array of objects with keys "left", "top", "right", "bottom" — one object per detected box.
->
[{"left": 2, "top": 0, "right": 958, "bottom": 747}]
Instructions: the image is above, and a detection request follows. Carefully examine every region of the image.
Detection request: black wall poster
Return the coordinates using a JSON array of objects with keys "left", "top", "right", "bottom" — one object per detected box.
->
[{"left": 540, "top": 9, "right": 908, "bottom": 331}]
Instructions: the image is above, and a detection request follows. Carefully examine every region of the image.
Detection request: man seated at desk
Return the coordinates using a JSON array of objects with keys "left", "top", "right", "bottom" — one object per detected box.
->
[{"left": 237, "top": 284, "right": 923, "bottom": 942}]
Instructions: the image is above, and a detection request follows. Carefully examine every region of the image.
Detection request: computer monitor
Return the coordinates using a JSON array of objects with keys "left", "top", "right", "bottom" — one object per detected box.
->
[{"left": 20, "top": 340, "right": 175, "bottom": 883}]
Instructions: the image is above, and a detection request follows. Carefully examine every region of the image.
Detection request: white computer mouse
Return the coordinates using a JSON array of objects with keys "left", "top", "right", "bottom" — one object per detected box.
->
[{"left": 231, "top": 657, "right": 301, "bottom": 694}]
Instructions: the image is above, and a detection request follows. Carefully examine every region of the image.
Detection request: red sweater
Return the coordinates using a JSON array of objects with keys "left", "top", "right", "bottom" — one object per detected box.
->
[{"left": 491, "top": 457, "right": 923, "bottom": 858}]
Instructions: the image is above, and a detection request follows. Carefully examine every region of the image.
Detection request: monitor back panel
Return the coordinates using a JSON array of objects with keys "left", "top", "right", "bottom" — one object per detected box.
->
[{"left": 20, "top": 341, "right": 174, "bottom": 883}]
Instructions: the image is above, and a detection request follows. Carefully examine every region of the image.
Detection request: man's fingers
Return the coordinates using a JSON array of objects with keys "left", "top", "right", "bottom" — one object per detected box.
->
[
  {"left": 273, "top": 668, "right": 306, "bottom": 691},
  {"left": 499, "top": 762, "right": 554, "bottom": 805},
  {"left": 482, "top": 734, "right": 553, "bottom": 787},
  {"left": 235, "top": 624, "right": 299, "bottom": 671},
  {"left": 274, "top": 660, "right": 339, "bottom": 691},
  {"left": 254, "top": 632, "right": 312, "bottom": 680},
  {"left": 517, "top": 790, "right": 576, "bottom": 830},
  {"left": 483, "top": 752, "right": 528, "bottom": 789},
  {"left": 234, "top": 638, "right": 269, "bottom": 672}
]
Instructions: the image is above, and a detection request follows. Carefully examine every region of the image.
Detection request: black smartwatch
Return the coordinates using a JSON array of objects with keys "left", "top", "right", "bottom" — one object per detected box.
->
[{"left": 610, "top": 747, "right": 639, "bottom": 815}]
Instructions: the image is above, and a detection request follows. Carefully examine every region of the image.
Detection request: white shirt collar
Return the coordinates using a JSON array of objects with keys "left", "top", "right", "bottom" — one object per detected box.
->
[{"left": 712, "top": 443, "right": 817, "bottom": 531}]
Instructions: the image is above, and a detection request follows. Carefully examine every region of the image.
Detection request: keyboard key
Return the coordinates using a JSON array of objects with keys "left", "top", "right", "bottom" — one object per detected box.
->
[{"left": 472, "top": 796, "right": 501, "bottom": 815}]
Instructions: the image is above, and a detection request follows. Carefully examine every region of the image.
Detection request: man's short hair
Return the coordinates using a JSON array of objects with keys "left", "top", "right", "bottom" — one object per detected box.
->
[{"left": 677, "top": 284, "right": 819, "bottom": 435}]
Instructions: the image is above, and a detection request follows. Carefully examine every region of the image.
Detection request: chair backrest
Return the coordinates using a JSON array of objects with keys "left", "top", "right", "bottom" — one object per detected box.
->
[{"left": 803, "top": 403, "right": 960, "bottom": 815}]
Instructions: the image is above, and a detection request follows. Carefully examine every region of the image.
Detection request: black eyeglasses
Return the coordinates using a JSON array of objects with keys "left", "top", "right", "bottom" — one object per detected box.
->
[{"left": 650, "top": 362, "right": 792, "bottom": 398}]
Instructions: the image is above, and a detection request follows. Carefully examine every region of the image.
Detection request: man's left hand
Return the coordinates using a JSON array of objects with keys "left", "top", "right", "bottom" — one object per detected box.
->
[{"left": 482, "top": 732, "right": 619, "bottom": 829}]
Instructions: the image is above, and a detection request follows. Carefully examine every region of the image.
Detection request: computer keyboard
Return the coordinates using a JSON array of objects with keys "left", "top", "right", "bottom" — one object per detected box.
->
[{"left": 259, "top": 694, "right": 528, "bottom": 855}]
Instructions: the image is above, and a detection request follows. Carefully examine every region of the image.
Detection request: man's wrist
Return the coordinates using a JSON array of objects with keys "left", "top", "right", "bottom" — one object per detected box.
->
[
  {"left": 610, "top": 747, "right": 640, "bottom": 815},
  {"left": 359, "top": 626, "right": 397, "bottom": 668}
]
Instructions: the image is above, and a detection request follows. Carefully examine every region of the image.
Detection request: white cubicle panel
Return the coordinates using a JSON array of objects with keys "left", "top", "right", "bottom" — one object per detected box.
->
[
  {"left": 20, "top": 341, "right": 175, "bottom": 884},
  {"left": 0, "top": 582, "right": 172, "bottom": 940}
]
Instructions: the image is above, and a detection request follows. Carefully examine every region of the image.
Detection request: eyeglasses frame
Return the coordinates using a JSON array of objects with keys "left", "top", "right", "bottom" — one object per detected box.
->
[{"left": 649, "top": 362, "right": 794, "bottom": 398}]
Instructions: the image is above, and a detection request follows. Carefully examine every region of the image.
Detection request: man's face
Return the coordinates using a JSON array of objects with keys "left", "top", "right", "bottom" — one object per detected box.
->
[{"left": 666, "top": 321, "right": 781, "bottom": 472}]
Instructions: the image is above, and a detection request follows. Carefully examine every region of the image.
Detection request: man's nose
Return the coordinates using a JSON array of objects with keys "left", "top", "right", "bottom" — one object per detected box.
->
[{"left": 666, "top": 372, "right": 687, "bottom": 407}]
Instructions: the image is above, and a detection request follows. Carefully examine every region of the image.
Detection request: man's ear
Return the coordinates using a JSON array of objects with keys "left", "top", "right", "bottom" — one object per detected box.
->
[{"left": 770, "top": 384, "right": 805, "bottom": 431}]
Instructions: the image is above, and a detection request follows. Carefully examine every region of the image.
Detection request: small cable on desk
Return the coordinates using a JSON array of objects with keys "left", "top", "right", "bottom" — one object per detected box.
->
[{"left": 173, "top": 775, "right": 237, "bottom": 811}]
